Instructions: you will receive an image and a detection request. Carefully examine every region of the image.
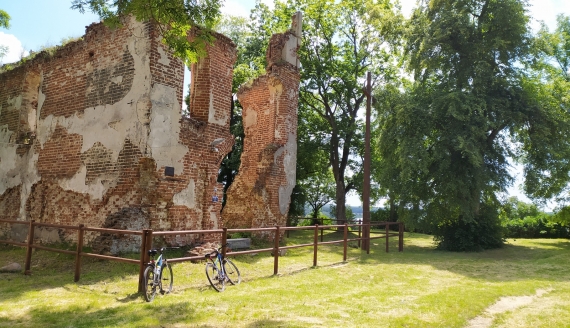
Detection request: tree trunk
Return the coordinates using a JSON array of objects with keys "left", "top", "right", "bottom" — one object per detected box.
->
[
  {"left": 389, "top": 194, "right": 396, "bottom": 222},
  {"left": 335, "top": 183, "right": 346, "bottom": 230}
]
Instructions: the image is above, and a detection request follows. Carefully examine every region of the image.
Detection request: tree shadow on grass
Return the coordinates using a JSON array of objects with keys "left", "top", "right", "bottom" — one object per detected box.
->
[
  {"left": 0, "top": 300, "right": 199, "bottom": 328},
  {"left": 358, "top": 237, "right": 570, "bottom": 283},
  {"left": 246, "top": 319, "right": 301, "bottom": 328}
]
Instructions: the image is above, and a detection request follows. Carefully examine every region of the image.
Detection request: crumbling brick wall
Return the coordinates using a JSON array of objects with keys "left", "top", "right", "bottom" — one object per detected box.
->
[
  {"left": 0, "top": 13, "right": 301, "bottom": 250},
  {"left": 0, "top": 17, "right": 236, "bottom": 252},
  {"left": 222, "top": 13, "right": 302, "bottom": 232}
]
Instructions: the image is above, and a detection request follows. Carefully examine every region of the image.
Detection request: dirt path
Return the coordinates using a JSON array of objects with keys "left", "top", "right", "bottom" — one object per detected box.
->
[{"left": 465, "top": 288, "right": 553, "bottom": 328}]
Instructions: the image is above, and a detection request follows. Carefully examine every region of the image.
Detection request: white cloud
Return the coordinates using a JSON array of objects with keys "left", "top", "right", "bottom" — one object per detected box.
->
[
  {"left": 0, "top": 32, "right": 29, "bottom": 65},
  {"left": 221, "top": 0, "right": 275, "bottom": 18},
  {"left": 221, "top": 0, "right": 250, "bottom": 17}
]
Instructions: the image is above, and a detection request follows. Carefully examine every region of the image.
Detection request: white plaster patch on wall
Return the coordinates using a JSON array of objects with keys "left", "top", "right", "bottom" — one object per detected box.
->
[
  {"left": 276, "top": 132, "right": 297, "bottom": 215},
  {"left": 0, "top": 124, "right": 12, "bottom": 143},
  {"left": 110, "top": 75, "right": 123, "bottom": 85},
  {"left": 0, "top": 142, "right": 19, "bottom": 195},
  {"left": 209, "top": 210, "right": 218, "bottom": 229},
  {"left": 173, "top": 179, "right": 196, "bottom": 209},
  {"left": 243, "top": 107, "right": 257, "bottom": 128},
  {"left": 7, "top": 94, "right": 22, "bottom": 111},
  {"left": 58, "top": 165, "right": 105, "bottom": 200},
  {"left": 19, "top": 152, "right": 41, "bottom": 219},
  {"left": 268, "top": 80, "right": 283, "bottom": 105},
  {"left": 208, "top": 90, "right": 229, "bottom": 126},
  {"left": 148, "top": 83, "right": 188, "bottom": 174},
  {"left": 37, "top": 18, "right": 153, "bottom": 159},
  {"left": 157, "top": 45, "right": 171, "bottom": 66},
  {"left": 36, "top": 114, "right": 54, "bottom": 148},
  {"left": 36, "top": 18, "right": 155, "bottom": 199}
]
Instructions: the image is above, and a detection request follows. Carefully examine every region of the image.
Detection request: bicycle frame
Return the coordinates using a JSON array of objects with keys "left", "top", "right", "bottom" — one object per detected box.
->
[{"left": 209, "top": 251, "right": 226, "bottom": 280}]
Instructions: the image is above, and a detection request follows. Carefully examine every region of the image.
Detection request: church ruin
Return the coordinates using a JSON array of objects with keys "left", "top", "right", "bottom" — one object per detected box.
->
[{"left": 0, "top": 14, "right": 301, "bottom": 251}]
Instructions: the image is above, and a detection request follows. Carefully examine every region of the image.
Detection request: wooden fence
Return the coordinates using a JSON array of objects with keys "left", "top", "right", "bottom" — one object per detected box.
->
[{"left": 0, "top": 219, "right": 404, "bottom": 292}]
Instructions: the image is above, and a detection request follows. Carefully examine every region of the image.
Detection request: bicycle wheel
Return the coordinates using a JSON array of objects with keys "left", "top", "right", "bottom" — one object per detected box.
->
[
  {"left": 143, "top": 264, "right": 157, "bottom": 302},
  {"left": 205, "top": 262, "right": 225, "bottom": 292},
  {"left": 223, "top": 259, "right": 241, "bottom": 285},
  {"left": 160, "top": 263, "right": 173, "bottom": 294}
]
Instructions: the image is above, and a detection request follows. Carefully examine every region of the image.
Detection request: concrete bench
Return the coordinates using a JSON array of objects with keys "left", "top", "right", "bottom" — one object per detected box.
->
[{"left": 227, "top": 238, "right": 251, "bottom": 250}]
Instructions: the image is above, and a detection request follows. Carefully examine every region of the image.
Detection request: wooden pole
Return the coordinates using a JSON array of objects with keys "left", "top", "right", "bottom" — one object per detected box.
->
[
  {"left": 385, "top": 224, "right": 390, "bottom": 253},
  {"left": 399, "top": 222, "right": 404, "bottom": 252},
  {"left": 74, "top": 224, "right": 84, "bottom": 282},
  {"left": 138, "top": 229, "right": 152, "bottom": 293},
  {"left": 273, "top": 226, "right": 280, "bottom": 275},
  {"left": 222, "top": 228, "right": 228, "bottom": 257},
  {"left": 343, "top": 223, "right": 348, "bottom": 262},
  {"left": 24, "top": 220, "right": 35, "bottom": 275},
  {"left": 313, "top": 224, "right": 318, "bottom": 267}
]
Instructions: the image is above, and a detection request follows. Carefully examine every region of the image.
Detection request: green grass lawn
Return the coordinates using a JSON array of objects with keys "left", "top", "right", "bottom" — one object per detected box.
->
[{"left": 1, "top": 231, "right": 569, "bottom": 327}]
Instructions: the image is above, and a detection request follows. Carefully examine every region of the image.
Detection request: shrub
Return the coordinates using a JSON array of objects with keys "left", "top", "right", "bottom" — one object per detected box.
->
[{"left": 433, "top": 203, "right": 504, "bottom": 252}]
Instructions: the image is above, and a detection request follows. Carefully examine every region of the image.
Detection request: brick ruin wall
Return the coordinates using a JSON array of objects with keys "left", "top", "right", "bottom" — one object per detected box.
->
[
  {"left": 222, "top": 13, "right": 302, "bottom": 234},
  {"left": 0, "top": 14, "right": 300, "bottom": 251},
  {"left": 0, "top": 17, "right": 238, "bottom": 252}
]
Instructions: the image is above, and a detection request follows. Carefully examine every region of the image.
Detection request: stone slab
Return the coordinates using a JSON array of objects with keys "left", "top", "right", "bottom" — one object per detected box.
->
[{"left": 227, "top": 238, "right": 251, "bottom": 250}]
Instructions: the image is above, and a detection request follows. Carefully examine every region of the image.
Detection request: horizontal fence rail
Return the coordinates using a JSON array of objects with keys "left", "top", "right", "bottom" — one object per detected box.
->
[{"left": 0, "top": 218, "right": 404, "bottom": 292}]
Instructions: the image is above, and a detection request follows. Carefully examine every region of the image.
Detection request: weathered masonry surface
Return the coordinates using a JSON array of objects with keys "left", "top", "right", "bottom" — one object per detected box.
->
[
  {"left": 222, "top": 13, "right": 302, "bottom": 232},
  {"left": 0, "top": 14, "right": 301, "bottom": 250}
]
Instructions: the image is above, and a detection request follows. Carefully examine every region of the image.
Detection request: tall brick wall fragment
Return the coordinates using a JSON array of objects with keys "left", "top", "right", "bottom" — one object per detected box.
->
[
  {"left": 0, "top": 17, "right": 237, "bottom": 249},
  {"left": 222, "top": 13, "right": 302, "bottom": 233}
]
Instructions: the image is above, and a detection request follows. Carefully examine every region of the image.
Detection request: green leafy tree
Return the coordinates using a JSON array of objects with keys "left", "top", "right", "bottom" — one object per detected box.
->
[
  {"left": 299, "top": 170, "right": 335, "bottom": 219},
  {"left": 0, "top": 9, "right": 9, "bottom": 28},
  {"left": 0, "top": 9, "right": 10, "bottom": 60},
  {"left": 528, "top": 15, "right": 570, "bottom": 226},
  {"left": 522, "top": 15, "right": 570, "bottom": 201},
  {"left": 71, "top": 0, "right": 222, "bottom": 64},
  {"left": 270, "top": 0, "right": 402, "bottom": 223},
  {"left": 378, "top": 0, "right": 570, "bottom": 250}
]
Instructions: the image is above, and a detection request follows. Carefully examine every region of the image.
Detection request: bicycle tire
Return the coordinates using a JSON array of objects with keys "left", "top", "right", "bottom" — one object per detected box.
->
[
  {"left": 143, "top": 264, "right": 157, "bottom": 302},
  {"left": 223, "top": 259, "right": 241, "bottom": 285},
  {"left": 205, "top": 262, "right": 225, "bottom": 292},
  {"left": 160, "top": 263, "right": 173, "bottom": 294}
]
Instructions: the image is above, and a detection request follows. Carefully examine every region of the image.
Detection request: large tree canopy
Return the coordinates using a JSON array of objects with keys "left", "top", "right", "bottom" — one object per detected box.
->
[
  {"left": 71, "top": 0, "right": 222, "bottom": 64},
  {"left": 376, "top": 0, "right": 570, "bottom": 250},
  {"left": 0, "top": 9, "right": 10, "bottom": 60},
  {"left": 267, "top": 0, "right": 402, "bottom": 222}
]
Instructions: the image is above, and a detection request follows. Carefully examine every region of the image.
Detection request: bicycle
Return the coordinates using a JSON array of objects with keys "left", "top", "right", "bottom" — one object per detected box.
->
[
  {"left": 205, "top": 244, "right": 241, "bottom": 292},
  {"left": 143, "top": 247, "right": 174, "bottom": 302}
]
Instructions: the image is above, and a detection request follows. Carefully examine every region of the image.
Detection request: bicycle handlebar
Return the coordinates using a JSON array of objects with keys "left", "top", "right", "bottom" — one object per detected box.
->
[{"left": 204, "top": 244, "right": 229, "bottom": 258}]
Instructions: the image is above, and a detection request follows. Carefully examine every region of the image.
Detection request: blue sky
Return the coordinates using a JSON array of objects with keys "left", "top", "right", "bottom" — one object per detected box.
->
[{"left": 1, "top": 0, "right": 569, "bottom": 208}]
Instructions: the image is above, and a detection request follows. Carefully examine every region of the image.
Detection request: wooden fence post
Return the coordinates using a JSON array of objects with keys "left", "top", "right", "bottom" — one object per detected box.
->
[
  {"left": 385, "top": 224, "right": 390, "bottom": 253},
  {"left": 320, "top": 226, "right": 324, "bottom": 242},
  {"left": 273, "top": 226, "right": 280, "bottom": 275},
  {"left": 222, "top": 228, "right": 228, "bottom": 257},
  {"left": 343, "top": 223, "right": 348, "bottom": 262},
  {"left": 399, "top": 222, "right": 404, "bottom": 252},
  {"left": 24, "top": 220, "right": 35, "bottom": 275},
  {"left": 313, "top": 224, "right": 318, "bottom": 267},
  {"left": 74, "top": 224, "right": 84, "bottom": 282},
  {"left": 366, "top": 223, "right": 370, "bottom": 254},
  {"left": 138, "top": 229, "right": 152, "bottom": 293},
  {"left": 358, "top": 224, "right": 361, "bottom": 248}
]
